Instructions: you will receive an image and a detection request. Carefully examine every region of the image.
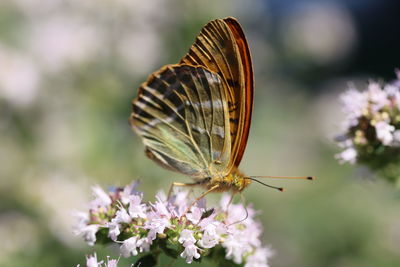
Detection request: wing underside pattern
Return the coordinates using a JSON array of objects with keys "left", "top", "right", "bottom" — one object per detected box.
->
[
  {"left": 180, "top": 17, "right": 254, "bottom": 171},
  {"left": 130, "top": 64, "right": 231, "bottom": 179}
]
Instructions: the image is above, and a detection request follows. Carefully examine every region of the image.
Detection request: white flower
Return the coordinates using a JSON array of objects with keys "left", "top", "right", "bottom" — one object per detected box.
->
[
  {"left": 145, "top": 217, "right": 171, "bottom": 241},
  {"left": 245, "top": 247, "right": 274, "bottom": 267},
  {"left": 155, "top": 190, "right": 167, "bottom": 202},
  {"left": 81, "top": 254, "right": 119, "bottom": 267},
  {"left": 107, "top": 206, "right": 131, "bottom": 241},
  {"left": 107, "top": 221, "right": 120, "bottom": 242},
  {"left": 384, "top": 84, "right": 398, "bottom": 94},
  {"left": 128, "top": 194, "right": 147, "bottom": 219},
  {"left": 198, "top": 223, "right": 221, "bottom": 248},
  {"left": 180, "top": 243, "right": 200, "bottom": 264},
  {"left": 168, "top": 191, "right": 190, "bottom": 217},
  {"left": 105, "top": 257, "right": 119, "bottom": 267},
  {"left": 85, "top": 253, "right": 102, "bottom": 267},
  {"left": 368, "top": 82, "right": 389, "bottom": 111},
  {"left": 335, "top": 146, "right": 357, "bottom": 164},
  {"left": 120, "top": 236, "right": 139, "bottom": 257},
  {"left": 223, "top": 229, "right": 253, "bottom": 264},
  {"left": 137, "top": 237, "right": 151, "bottom": 253},
  {"left": 340, "top": 88, "right": 368, "bottom": 126},
  {"left": 220, "top": 199, "right": 265, "bottom": 264},
  {"left": 219, "top": 194, "right": 232, "bottom": 211},
  {"left": 151, "top": 197, "right": 170, "bottom": 218},
  {"left": 77, "top": 185, "right": 270, "bottom": 266},
  {"left": 107, "top": 206, "right": 132, "bottom": 241},
  {"left": 75, "top": 224, "right": 99, "bottom": 246},
  {"left": 72, "top": 210, "right": 89, "bottom": 229},
  {"left": 115, "top": 207, "right": 132, "bottom": 224},
  {"left": 224, "top": 201, "right": 250, "bottom": 225},
  {"left": 375, "top": 121, "right": 395, "bottom": 145},
  {"left": 178, "top": 229, "right": 196, "bottom": 245},
  {"left": 186, "top": 206, "right": 203, "bottom": 224},
  {"left": 90, "top": 185, "right": 112, "bottom": 209},
  {"left": 120, "top": 181, "right": 139, "bottom": 205}
]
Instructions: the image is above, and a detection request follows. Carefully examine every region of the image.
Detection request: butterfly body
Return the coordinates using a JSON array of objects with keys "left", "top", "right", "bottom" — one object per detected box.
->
[
  {"left": 130, "top": 17, "right": 254, "bottom": 194},
  {"left": 202, "top": 169, "right": 251, "bottom": 193}
]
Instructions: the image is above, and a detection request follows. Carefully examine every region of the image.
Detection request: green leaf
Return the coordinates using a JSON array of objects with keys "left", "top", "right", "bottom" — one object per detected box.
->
[
  {"left": 206, "top": 246, "right": 243, "bottom": 267},
  {"left": 94, "top": 227, "right": 112, "bottom": 245},
  {"left": 159, "top": 239, "right": 180, "bottom": 259},
  {"left": 133, "top": 254, "right": 158, "bottom": 267}
]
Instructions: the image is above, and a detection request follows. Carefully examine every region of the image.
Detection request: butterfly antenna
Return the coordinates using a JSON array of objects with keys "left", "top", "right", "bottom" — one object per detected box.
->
[
  {"left": 245, "top": 177, "right": 285, "bottom": 192},
  {"left": 251, "top": 175, "right": 315, "bottom": 180}
]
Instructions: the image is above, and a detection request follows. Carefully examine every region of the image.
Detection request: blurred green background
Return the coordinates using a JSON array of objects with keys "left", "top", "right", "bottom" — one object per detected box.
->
[{"left": 1, "top": 0, "right": 400, "bottom": 266}]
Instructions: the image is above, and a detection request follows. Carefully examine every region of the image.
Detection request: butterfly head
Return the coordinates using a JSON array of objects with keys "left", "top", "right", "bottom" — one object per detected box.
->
[{"left": 221, "top": 169, "right": 252, "bottom": 192}]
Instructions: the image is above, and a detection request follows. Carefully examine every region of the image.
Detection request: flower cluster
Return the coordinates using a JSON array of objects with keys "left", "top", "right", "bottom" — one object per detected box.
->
[
  {"left": 79, "top": 253, "right": 120, "bottom": 267},
  {"left": 74, "top": 182, "right": 273, "bottom": 266},
  {"left": 335, "top": 71, "right": 400, "bottom": 180}
]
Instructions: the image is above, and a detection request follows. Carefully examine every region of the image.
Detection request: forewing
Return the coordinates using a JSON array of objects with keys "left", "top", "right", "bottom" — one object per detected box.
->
[
  {"left": 130, "top": 64, "right": 231, "bottom": 179},
  {"left": 179, "top": 17, "right": 254, "bottom": 170},
  {"left": 224, "top": 17, "right": 254, "bottom": 168}
]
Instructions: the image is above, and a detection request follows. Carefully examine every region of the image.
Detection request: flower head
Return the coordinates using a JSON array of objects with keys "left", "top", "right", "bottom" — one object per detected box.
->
[
  {"left": 180, "top": 242, "right": 201, "bottom": 264},
  {"left": 74, "top": 183, "right": 272, "bottom": 266},
  {"left": 335, "top": 71, "right": 400, "bottom": 181},
  {"left": 79, "top": 253, "right": 120, "bottom": 267}
]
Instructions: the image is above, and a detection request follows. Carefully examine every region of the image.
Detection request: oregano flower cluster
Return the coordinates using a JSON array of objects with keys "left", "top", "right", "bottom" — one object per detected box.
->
[{"left": 74, "top": 182, "right": 273, "bottom": 266}]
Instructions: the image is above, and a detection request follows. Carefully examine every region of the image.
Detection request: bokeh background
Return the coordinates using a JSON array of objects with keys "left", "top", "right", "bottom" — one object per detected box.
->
[{"left": 1, "top": 0, "right": 400, "bottom": 266}]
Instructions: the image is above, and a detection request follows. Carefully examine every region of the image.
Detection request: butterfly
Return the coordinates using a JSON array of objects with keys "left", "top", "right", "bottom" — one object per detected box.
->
[{"left": 130, "top": 17, "right": 312, "bottom": 196}]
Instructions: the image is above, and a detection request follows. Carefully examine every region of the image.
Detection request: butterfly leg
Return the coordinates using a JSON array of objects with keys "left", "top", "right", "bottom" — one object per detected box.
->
[
  {"left": 221, "top": 193, "right": 236, "bottom": 218},
  {"left": 226, "top": 192, "right": 237, "bottom": 209},
  {"left": 227, "top": 193, "right": 249, "bottom": 225},
  {"left": 185, "top": 184, "right": 220, "bottom": 214},
  {"left": 167, "top": 182, "right": 200, "bottom": 199}
]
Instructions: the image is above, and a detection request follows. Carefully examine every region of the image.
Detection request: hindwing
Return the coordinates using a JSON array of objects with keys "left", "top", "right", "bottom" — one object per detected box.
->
[{"left": 130, "top": 64, "right": 231, "bottom": 179}]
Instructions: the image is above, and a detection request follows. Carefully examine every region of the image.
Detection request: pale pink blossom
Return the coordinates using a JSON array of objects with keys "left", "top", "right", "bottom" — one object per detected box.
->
[
  {"left": 375, "top": 121, "right": 395, "bottom": 145},
  {"left": 368, "top": 82, "right": 389, "bottom": 111},
  {"left": 245, "top": 247, "right": 274, "bottom": 267},
  {"left": 90, "top": 185, "right": 112, "bottom": 209},
  {"left": 180, "top": 242, "right": 200, "bottom": 264},
  {"left": 178, "top": 229, "right": 196, "bottom": 245},
  {"left": 186, "top": 206, "right": 203, "bottom": 224},
  {"left": 120, "top": 182, "right": 140, "bottom": 205},
  {"left": 75, "top": 224, "right": 99, "bottom": 246},
  {"left": 120, "top": 236, "right": 140, "bottom": 257},
  {"left": 85, "top": 253, "right": 102, "bottom": 267},
  {"left": 79, "top": 254, "right": 120, "bottom": 267},
  {"left": 336, "top": 73, "right": 400, "bottom": 165},
  {"left": 335, "top": 146, "right": 357, "bottom": 164},
  {"left": 198, "top": 223, "right": 221, "bottom": 248},
  {"left": 340, "top": 88, "right": 368, "bottom": 126},
  {"left": 76, "top": 184, "right": 272, "bottom": 266},
  {"left": 128, "top": 194, "right": 147, "bottom": 219},
  {"left": 145, "top": 217, "right": 171, "bottom": 241},
  {"left": 104, "top": 257, "right": 119, "bottom": 267},
  {"left": 107, "top": 221, "right": 120, "bottom": 242}
]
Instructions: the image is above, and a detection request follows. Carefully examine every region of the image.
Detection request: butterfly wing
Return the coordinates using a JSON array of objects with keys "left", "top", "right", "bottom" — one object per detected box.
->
[
  {"left": 130, "top": 64, "right": 231, "bottom": 179},
  {"left": 179, "top": 17, "right": 254, "bottom": 171}
]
